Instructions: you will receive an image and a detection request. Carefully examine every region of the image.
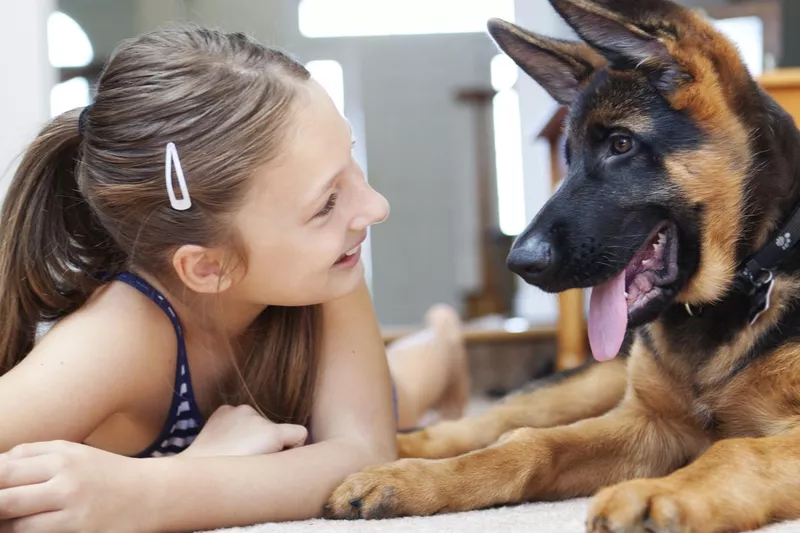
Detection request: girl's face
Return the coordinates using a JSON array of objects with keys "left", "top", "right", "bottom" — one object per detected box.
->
[{"left": 230, "top": 79, "right": 389, "bottom": 307}]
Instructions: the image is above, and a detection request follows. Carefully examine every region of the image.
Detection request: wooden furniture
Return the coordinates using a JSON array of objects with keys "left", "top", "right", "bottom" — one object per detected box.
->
[
  {"left": 381, "top": 321, "right": 555, "bottom": 346},
  {"left": 546, "top": 68, "right": 800, "bottom": 369}
]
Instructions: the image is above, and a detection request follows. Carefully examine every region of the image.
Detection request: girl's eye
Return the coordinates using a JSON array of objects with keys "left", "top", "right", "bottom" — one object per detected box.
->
[{"left": 315, "top": 193, "right": 338, "bottom": 218}]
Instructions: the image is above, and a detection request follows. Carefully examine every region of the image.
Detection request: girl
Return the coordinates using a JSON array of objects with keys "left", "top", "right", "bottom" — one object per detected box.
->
[{"left": 0, "top": 26, "right": 468, "bottom": 532}]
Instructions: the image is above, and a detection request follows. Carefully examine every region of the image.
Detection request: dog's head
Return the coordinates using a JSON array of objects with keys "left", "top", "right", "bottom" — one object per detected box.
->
[{"left": 490, "top": 0, "right": 798, "bottom": 360}]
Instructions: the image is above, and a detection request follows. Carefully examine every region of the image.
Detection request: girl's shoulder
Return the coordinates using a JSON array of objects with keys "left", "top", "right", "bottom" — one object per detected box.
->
[
  {"left": 41, "top": 278, "right": 178, "bottom": 359},
  {"left": 0, "top": 280, "right": 180, "bottom": 450},
  {"left": 30, "top": 278, "right": 180, "bottom": 409}
]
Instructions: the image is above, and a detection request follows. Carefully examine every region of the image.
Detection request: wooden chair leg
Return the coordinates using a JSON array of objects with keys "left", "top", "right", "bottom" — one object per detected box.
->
[{"left": 556, "top": 288, "right": 587, "bottom": 370}]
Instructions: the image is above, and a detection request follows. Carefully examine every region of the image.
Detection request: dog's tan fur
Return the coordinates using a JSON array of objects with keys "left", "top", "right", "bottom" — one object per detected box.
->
[
  {"left": 324, "top": 1, "right": 800, "bottom": 531},
  {"left": 397, "top": 357, "right": 628, "bottom": 460}
]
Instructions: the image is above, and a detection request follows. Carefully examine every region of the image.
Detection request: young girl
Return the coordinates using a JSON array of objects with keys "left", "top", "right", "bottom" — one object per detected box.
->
[{"left": 0, "top": 26, "right": 469, "bottom": 532}]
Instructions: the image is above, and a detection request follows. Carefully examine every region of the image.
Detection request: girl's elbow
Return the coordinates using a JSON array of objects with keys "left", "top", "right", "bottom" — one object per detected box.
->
[
  {"left": 371, "top": 427, "right": 400, "bottom": 464},
  {"left": 349, "top": 435, "right": 397, "bottom": 468},
  {"left": 369, "top": 438, "right": 398, "bottom": 465}
]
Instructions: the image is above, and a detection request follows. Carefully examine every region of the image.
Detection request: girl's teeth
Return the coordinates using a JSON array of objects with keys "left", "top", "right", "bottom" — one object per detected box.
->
[{"left": 345, "top": 245, "right": 359, "bottom": 257}]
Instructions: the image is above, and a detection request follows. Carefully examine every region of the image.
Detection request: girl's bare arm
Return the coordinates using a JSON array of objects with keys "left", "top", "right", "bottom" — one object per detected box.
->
[{"left": 143, "top": 278, "right": 397, "bottom": 530}]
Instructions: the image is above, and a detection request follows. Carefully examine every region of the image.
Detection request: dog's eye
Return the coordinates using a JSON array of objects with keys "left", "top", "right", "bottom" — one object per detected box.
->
[{"left": 610, "top": 134, "right": 634, "bottom": 155}]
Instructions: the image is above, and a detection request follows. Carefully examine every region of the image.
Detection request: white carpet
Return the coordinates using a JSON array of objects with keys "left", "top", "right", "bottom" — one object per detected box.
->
[
  {"left": 205, "top": 398, "right": 800, "bottom": 532},
  {"left": 209, "top": 499, "right": 800, "bottom": 532}
]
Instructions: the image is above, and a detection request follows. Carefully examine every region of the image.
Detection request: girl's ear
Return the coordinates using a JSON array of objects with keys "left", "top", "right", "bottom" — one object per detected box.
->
[{"left": 172, "top": 245, "right": 233, "bottom": 294}]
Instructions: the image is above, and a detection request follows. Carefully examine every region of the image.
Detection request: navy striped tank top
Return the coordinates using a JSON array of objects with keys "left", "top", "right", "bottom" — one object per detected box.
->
[{"left": 112, "top": 272, "right": 206, "bottom": 458}]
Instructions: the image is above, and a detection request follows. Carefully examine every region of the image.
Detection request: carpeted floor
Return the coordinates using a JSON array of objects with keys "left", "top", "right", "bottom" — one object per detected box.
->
[
  {"left": 208, "top": 499, "right": 800, "bottom": 532},
  {"left": 205, "top": 398, "right": 800, "bottom": 533}
]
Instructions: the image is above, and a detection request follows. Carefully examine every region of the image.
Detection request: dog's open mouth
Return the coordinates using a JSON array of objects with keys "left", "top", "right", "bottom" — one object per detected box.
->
[
  {"left": 624, "top": 223, "right": 679, "bottom": 311},
  {"left": 588, "top": 222, "right": 679, "bottom": 362}
]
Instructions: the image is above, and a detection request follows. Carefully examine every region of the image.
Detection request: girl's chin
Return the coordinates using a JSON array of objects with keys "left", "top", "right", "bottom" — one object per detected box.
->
[{"left": 327, "top": 260, "right": 365, "bottom": 292}]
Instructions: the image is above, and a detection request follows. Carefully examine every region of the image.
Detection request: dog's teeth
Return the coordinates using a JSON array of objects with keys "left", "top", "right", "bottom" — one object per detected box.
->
[{"left": 643, "top": 259, "right": 652, "bottom": 267}]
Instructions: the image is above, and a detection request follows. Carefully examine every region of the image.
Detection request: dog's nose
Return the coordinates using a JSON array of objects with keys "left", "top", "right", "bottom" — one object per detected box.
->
[{"left": 507, "top": 236, "right": 553, "bottom": 281}]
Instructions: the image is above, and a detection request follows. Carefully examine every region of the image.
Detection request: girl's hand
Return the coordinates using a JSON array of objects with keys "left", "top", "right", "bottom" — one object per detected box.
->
[
  {"left": 0, "top": 441, "right": 151, "bottom": 533},
  {"left": 181, "top": 404, "right": 308, "bottom": 458}
]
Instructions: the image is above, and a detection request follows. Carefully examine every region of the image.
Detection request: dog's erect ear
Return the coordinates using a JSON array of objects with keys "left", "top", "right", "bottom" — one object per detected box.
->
[
  {"left": 487, "top": 18, "right": 605, "bottom": 105},
  {"left": 548, "top": 0, "right": 686, "bottom": 92}
]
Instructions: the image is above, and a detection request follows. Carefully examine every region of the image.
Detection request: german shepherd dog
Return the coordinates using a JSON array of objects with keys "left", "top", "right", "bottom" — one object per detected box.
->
[{"left": 325, "top": 0, "right": 800, "bottom": 530}]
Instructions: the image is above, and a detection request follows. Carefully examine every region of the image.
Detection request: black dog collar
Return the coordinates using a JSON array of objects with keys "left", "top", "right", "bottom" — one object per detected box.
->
[
  {"left": 736, "top": 203, "right": 800, "bottom": 324},
  {"left": 682, "top": 204, "right": 800, "bottom": 325}
]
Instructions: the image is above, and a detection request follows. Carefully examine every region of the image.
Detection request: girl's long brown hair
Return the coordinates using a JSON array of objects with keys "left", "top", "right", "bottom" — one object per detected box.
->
[{"left": 0, "top": 27, "right": 322, "bottom": 426}]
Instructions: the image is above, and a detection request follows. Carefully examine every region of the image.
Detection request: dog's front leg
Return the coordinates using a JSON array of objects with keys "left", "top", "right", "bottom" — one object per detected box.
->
[
  {"left": 398, "top": 357, "right": 628, "bottom": 459},
  {"left": 587, "top": 433, "right": 800, "bottom": 533},
  {"left": 325, "top": 401, "right": 704, "bottom": 519}
]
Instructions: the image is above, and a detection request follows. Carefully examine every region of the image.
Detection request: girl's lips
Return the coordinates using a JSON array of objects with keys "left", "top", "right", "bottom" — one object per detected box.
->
[
  {"left": 333, "top": 245, "right": 361, "bottom": 268},
  {"left": 333, "top": 234, "right": 367, "bottom": 267}
]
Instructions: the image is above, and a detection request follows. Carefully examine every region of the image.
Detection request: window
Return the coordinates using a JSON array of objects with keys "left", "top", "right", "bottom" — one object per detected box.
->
[
  {"left": 299, "top": 0, "right": 514, "bottom": 38},
  {"left": 50, "top": 77, "right": 91, "bottom": 118},
  {"left": 47, "top": 12, "right": 93, "bottom": 117},
  {"left": 491, "top": 54, "right": 526, "bottom": 236},
  {"left": 306, "top": 60, "right": 345, "bottom": 114},
  {"left": 47, "top": 11, "right": 93, "bottom": 68},
  {"left": 711, "top": 16, "right": 764, "bottom": 76}
]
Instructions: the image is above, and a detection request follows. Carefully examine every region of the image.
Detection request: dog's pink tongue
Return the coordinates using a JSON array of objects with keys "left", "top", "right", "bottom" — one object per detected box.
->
[{"left": 588, "top": 270, "right": 628, "bottom": 361}]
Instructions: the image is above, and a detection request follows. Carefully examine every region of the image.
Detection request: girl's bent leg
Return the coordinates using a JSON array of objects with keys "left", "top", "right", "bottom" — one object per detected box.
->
[{"left": 386, "top": 304, "right": 470, "bottom": 430}]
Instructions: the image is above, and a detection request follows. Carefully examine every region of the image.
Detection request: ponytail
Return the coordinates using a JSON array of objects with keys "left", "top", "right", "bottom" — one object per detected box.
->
[{"left": 0, "top": 109, "right": 125, "bottom": 372}]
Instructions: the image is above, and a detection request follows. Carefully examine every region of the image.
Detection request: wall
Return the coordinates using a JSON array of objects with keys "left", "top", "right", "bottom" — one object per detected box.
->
[
  {"left": 356, "top": 35, "right": 495, "bottom": 325},
  {"left": 58, "top": 0, "right": 137, "bottom": 58},
  {"left": 0, "top": 1, "right": 55, "bottom": 199}
]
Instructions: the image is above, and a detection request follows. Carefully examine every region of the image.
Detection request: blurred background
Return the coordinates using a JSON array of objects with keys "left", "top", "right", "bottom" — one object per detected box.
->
[{"left": 1, "top": 0, "right": 792, "bottom": 394}]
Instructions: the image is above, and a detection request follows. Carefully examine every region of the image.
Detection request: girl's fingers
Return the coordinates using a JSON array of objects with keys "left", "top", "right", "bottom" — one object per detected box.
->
[
  {"left": 0, "top": 512, "right": 65, "bottom": 533},
  {"left": 0, "top": 456, "right": 60, "bottom": 491},
  {"left": 3, "top": 441, "right": 72, "bottom": 460},
  {"left": 0, "top": 483, "right": 60, "bottom": 520},
  {"left": 278, "top": 424, "right": 308, "bottom": 449}
]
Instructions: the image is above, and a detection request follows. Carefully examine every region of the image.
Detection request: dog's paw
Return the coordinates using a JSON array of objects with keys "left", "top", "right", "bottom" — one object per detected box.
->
[
  {"left": 324, "top": 459, "right": 449, "bottom": 520},
  {"left": 396, "top": 429, "right": 431, "bottom": 458},
  {"left": 587, "top": 479, "right": 705, "bottom": 533},
  {"left": 397, "top": 419, "right": 487, "bottom": 459},
  {"left": 397, "top": 428, "right": 459, "bottom": 459}
]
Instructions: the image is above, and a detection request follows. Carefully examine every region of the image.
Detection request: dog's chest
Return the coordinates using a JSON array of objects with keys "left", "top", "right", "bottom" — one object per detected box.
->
[
  {"left": 687, "top": 390, "right": 763, "bottom": 438},
  {"left": 689, "top": 397, "right": 719, "bottom": 432},
  {"left": 689, "top": 374, "right": 800, "bottom": 438},
  {"left": 641, "top": 335, "right": 751, "bottom": 436}
]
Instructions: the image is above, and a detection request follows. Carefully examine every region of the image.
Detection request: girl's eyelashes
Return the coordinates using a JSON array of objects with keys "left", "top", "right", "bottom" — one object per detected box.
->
[
  {"left": 312, "top": 136, "right": 352, "bottom": 221},
  {"left": 315, "top": 193, "right": 338, "bottom": 218}
]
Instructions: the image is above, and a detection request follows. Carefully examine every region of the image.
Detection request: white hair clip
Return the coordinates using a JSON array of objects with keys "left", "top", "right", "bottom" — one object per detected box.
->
[{"left": 165, "top": 142, "right": 192, "bottom": 211}]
